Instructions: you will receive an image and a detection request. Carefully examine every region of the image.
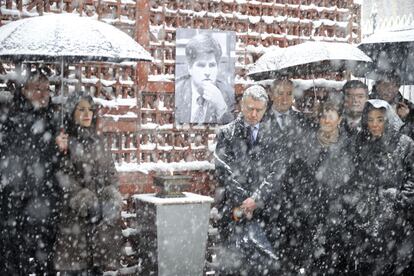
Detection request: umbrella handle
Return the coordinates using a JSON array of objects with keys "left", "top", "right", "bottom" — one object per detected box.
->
[
  {"left": 58, "top": 128, "right": 68, "bottom": 155},
  {"left": 60, "top": 57, "right": 65, "bottom": 128}
]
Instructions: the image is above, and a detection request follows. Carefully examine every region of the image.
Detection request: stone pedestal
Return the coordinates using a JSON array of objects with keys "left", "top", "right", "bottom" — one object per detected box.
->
[{"left": 135, "top": 192, "right": 214, "bottom": 276}]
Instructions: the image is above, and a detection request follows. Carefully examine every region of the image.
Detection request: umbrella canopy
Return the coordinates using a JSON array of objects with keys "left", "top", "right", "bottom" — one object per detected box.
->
[
  {"left": 248, "top": 41, "right": 372, "bottom": 81},
  {"left": 357, "top": 29, "right": 414, "bottom": 84},
  {"left": 0, "top": 13, "right": 153, "bottom": 63}
]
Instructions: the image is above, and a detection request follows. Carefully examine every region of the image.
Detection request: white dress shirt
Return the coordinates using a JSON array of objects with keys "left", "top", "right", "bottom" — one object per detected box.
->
[
  {"left": 245, "top": 122, "right": 260, "bottom": 142},
  {"left": 272, "top": 109, "right": 290, "bottom": 130}
]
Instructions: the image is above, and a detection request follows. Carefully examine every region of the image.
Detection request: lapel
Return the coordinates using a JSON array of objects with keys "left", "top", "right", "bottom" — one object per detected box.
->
[
  {"left": 175, "top": 76, "right": 192, "bottom": 123},
  {"left": 204, "top": 101, "right": 215, "bottom": 123},
  {"left": 182, "top": 79, "right": 192, "bottom": 122},
  {"left": 268, "top": 111, "right": 283, "bottom": 134},
  {"left": 232, "top": 117, "right": 250, "bottom": 154},
  {"left": 257, "top": 118, "right": 272, "bottom": 146}
]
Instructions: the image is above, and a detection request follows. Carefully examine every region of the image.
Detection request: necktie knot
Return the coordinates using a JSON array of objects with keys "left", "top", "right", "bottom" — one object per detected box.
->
[
  {"left": 193, "top": 95, "right": 206, "bottom": 123},
  {"left": 279, "top": 114, "right": 286, "bottom": 128},
  {"left": 247, "top": 125, "right": 257, "bottom": 146},
  {"left": 197, "top": 95, "right": 205, "bottom": 106},
  {"left": 349, "top": 120, "right": 358, "bottom": 129}
]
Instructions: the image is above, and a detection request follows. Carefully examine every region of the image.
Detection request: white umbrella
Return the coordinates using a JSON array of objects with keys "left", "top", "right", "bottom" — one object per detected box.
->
[
  {"left": 0, "top": 13, "right": 153, "bottom": 125},
  {"left": 0, "top": 13, "right": 153, "bottom": 62},
  {"left": 248, "top": 41, "right": 372, "bottom": 81}
]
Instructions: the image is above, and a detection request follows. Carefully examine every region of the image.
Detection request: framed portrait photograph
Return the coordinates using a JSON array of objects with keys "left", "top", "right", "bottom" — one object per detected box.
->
[{"left": 175, "top": 28, "right": 236, "bottom": 124}]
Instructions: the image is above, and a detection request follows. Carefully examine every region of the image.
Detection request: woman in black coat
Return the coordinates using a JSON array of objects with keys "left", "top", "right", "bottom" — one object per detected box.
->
[
  {"left": 281, "top": 99, "right": 355, "bottom": 275},
  {"left": 347, "top": 99, "right": 414, "bottom": 275},
  {"left": 54, "top": 91, "right": 123, "bottom": 275}
]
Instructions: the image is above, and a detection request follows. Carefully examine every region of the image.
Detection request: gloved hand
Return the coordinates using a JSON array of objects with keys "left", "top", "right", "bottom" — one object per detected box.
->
[
  {"left": 100, "top": 186, "right": 123, "bottom": 223},
  {"left": 70, "top": 188, "right": 100, "bottom": 218},
  {"left": 380, "top": 187, "right": 397, "bottom": 201}
]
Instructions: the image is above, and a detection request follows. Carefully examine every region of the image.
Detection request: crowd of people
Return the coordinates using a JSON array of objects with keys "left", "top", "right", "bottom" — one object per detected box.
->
[
  {"left": 0, "top": 70, "right": 123, "bottom": 275},
  {"left": 214, "top": 76, "right": 414, "bottom": 275},
  {"left": 1, "top": 42, "right": 414, "bottom": 276}
]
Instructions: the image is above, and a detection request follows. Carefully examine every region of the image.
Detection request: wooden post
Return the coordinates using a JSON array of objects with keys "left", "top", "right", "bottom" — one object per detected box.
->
[
  {"left": 135, "top": 0, "right": 150, "bottom": 90},
  {"left": 135, "top": 0, "right": 150, "bottom": 155}
]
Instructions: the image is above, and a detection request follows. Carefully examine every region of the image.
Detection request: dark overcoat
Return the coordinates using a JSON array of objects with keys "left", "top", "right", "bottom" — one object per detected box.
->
[
  {"left": 0, "top": 91, "right": 62, "bottom": 274},
  {"left": 287, "top": 131, "right": 355, "bottom": 274},
  {"left": 54, "top": 125, "right": 123, "bottom": 271},
  {"left": 214, "top": 115, "right": 286, "bottom": 274},
  {"left": 347, "top": 115, "right": 414, "bottom": 274}
]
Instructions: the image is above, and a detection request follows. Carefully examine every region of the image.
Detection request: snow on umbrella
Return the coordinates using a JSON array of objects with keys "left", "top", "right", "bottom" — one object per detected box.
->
[
  {"left": 247, "top": 41, "right": 372, "bottom": 81},
  {"left": 0, "top": 13, "right": 153, "bottom": 62},
  {"left": 356, "top": 29, "right": 414, "bottom": 84}
]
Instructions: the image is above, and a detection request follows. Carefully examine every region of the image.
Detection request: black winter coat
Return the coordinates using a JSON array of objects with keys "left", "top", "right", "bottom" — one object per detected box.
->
[
  {"left": 214, "top": 116, "right": 285, "bottom": 232},
  {"left": 54, "top": 127, "right": 123, "bottom": 271},
  {"left": 347, "top": 127, "right": 414, "bottom": 274},
  {"left": 0, "top": 93, "right": 62, "bottom": 274},
  {"left": 340, "top": 117, "right": 361, "bottom": 138},
  {"left": 263, "top": 107, "right": 312, "bottom": 156},
  {"left": 214, "top": 115, "right": 286, "bottom": 275},
  {"left": 286, "top": 131, "right": 355, "bottom": 274}
]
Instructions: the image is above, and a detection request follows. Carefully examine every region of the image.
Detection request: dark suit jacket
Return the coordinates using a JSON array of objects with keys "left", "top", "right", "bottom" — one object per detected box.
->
[
  {"left": 340, "top": 118, "right": 360, "bottom": 138},
  {"left": 175, "top": 75, "right": 235, "bottom": 124},
  {"left": 264, "top": 107, "right": 310, "bottom": 155},
  {"left": 214, "top": 115, "right": 287, "bottom": 234}
]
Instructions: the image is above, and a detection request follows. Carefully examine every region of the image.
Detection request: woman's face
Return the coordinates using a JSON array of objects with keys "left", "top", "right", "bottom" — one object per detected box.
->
[
  {"left": 319, "top": 109, "right": 341, "bottom": 133},
  {"left": 367, "top": 109, "right": 386, "bottom": 138},
  {"left": 74, "top": 99, "right": 94, "bottom": 128}
]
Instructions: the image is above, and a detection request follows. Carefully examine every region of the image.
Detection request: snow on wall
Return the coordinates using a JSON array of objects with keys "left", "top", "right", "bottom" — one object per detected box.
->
[
  {"left": 94, "top": 97, "right": 137, "bottom": 108},
  {"left": 0, "top": 1, "right": 361, "bottom": 171}
]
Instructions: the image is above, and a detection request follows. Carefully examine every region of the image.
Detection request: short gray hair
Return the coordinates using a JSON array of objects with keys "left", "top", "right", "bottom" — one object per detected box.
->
[{"left": 242, "top": 85, "right": 268, "bottom": 103}]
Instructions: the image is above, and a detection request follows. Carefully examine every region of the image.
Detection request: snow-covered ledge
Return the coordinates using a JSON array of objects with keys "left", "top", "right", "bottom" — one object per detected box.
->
[{"left": 116, "top": 161, "right": 215, "bottom": 174}]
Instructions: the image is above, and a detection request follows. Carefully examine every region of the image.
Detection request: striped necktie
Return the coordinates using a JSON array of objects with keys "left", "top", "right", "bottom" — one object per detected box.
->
[{"left": 193, "top": 95, "right": 205, "bottom": 123}]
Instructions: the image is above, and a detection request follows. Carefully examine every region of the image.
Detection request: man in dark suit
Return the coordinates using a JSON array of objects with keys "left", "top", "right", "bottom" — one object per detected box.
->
[
  {"left": 341, "top": 80, "right": 369, "bottom": 138},
  {"left": 175, "top": 33, "right": 235, "bottom": 124},
  {"left": 266, "top": 79, "right": 309, "bottom": 144},
  {"left": 265, "top": 78, "right": 316, "bottom": 273},
  {"left": 214, "top": 85, "right": 282, "bottom": 275}
]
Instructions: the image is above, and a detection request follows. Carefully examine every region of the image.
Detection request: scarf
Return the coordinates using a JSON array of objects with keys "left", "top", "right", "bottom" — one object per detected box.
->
[{"left": 317, "top": 128, "right": 339, "bottom": 147}]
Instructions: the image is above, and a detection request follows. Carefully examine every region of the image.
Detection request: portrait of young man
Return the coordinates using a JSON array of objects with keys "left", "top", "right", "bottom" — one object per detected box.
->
[{"left": 175, "top": 29, "right": 236, "bottom": 124}]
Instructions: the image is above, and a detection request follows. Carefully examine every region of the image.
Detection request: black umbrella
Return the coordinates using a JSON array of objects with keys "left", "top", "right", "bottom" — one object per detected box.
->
[{"left": 356, "top": 29, "right": 414, "bottom": 84}]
